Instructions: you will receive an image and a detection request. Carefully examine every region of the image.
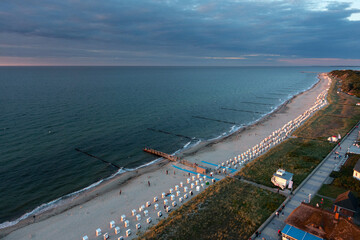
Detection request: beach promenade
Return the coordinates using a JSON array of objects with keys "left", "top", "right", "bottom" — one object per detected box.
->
[{"left": 254, "top": 121, "right": 360, "bottom": 240}]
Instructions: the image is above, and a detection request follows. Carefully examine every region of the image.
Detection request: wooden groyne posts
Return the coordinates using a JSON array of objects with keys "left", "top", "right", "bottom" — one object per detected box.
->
[{"left": 143, "top": 148, "right": 209, "bottom": 174}]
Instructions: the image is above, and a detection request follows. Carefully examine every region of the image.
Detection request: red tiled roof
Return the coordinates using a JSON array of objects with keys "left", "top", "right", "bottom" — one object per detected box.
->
[{"left": 285, "top": 203, "right": 360, "bottom": 240}]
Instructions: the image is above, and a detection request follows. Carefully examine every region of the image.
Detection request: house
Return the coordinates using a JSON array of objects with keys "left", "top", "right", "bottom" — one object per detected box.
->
[
  {"left": 333, "top": 191, "right": 359, "bottom": 218},
  {"left": 354, "top": 159, "right": 360, "bottom": 181},
  {"left": 282, "top": 203, "right": 360, "bottom": 240},
  {"left": 271, "top": 169, "right": 293, "bottom": 190}
]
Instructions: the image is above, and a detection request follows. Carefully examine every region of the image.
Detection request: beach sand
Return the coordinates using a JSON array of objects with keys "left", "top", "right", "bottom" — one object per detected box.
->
[{"left": 1, "top": 73, "right": 330, "bottom": 240}]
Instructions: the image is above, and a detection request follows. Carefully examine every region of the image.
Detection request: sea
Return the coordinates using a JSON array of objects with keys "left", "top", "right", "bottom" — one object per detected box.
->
[{"left": 0, "top": 66, "right": 358, "bottom": 227}]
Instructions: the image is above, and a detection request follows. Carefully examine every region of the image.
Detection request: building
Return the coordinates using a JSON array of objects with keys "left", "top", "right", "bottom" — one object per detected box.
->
[
  {"left": 354, "top": 159, "right": 360, "bottom": 181},
  {"left": 334, "top": 191, "right": 359, "bottom": 218},
  {"left": 271, "top": 169, "right": 293, "bottom": 190},
  {"left": 282, "top": 203, "right": 360, "bottom": 240}
]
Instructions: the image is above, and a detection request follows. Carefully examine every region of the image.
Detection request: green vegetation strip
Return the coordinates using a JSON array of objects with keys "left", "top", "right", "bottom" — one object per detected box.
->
[
  {"left": 139, "top": 179, "right": 284, "bottom": 240},
  {"left": 237, "top": 138, "right": 334, "bottom": 188}
]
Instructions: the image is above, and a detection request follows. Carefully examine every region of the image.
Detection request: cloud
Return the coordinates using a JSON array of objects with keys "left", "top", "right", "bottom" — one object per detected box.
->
[
  {"left": 0, "top": 0, "right": 359, "bottom": 65},
  {"left": 278, "top": 58, "right": 360, "bottom": 66},
  {"left": 202, "top": 57, "right": 247, "bottom": 60}
]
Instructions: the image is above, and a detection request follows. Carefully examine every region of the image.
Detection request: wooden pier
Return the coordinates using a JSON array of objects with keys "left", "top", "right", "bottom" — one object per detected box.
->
[
  {"left": 143, "top": 148, "right": 179, "bottom": 161},
  {"left": 143, "top": 148, "right": 209, "bottom": 174}
]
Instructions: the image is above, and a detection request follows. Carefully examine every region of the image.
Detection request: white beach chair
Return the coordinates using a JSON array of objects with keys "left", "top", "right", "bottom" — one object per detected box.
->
[
  {"left": 103, "top": 233, "right": 109, "bottom": 240},
  {"left": 110, "top": 220, "right": 115, "bottom": 229},
  {"left": 124, "top": 220, "right": 129, "bottom": 227}
]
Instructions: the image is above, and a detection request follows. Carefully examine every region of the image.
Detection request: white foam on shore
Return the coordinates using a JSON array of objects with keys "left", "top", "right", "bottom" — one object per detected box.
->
[{"left": 0, "top": 167, "right": 126, "bottom": 230}]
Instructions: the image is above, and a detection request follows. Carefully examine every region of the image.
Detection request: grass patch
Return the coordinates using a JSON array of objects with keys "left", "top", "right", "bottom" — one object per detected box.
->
[
  {"left": 237, "top": 138, "right": 333, "bottom": 188},
  {"left": 317, "top": 184, "right": 349, "bottom": 199},
  {"left": 329, "top": 154, "right": 360, "bottom": 195},
  {"left": 310, "top": 195, "right": 334, "bottom": 211},
  {"left": 310, "top": 154, "right": 360, "bottom": 211},
  {"left": 139, "top": 178, "right": 285, "bottom": 240}
]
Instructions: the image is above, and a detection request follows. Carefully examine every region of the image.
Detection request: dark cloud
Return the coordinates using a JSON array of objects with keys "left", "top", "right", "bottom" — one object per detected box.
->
[{"left": 0, "top": 0, "right": 359, "bottom": 65}]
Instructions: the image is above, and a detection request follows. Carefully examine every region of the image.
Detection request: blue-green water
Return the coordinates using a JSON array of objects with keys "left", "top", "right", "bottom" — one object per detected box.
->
[{"left": 0, "top": 66, "right": 352, "bottom": 226}]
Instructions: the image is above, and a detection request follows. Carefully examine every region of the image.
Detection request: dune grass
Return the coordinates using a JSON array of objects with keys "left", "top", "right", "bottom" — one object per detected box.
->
[
  {"left": 139, "top": 178, "right": 284, "bottom": 240},
  {"left": 237, "top": 138, "right": 333, "bottom": 188}
]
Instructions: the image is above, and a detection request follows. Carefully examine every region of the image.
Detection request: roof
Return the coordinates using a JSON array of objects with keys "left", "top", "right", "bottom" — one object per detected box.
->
[
  {"left": 273, "top": 169, "right": 293, "bottom": 181},
  {"left": 334, "top": 191, "right": 359, "bottom": 212},
  {"left": 282, "top": 224, "right": 324, "bottom": 240},
  {"left": 354, "top": 159, "right": 360, "bottom": 172},
  {"left": 285, "top": 203, "right": 360, "bottom": 240}
]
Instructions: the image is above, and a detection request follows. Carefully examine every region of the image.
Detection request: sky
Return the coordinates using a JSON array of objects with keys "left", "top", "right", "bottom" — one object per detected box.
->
[{"left": 0, "top": 0, "right": 360, "bottom": 66}]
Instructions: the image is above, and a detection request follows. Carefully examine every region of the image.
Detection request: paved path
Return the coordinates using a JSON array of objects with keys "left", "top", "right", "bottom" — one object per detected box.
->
[
  {"left": 315, "top": 193, "right": 335, "bottom": 201},
  {"left": 233, "top": 177, "right": 289, "bottom": 197},
  {"left": 254, "top": 122, "right": 360, "bottom": 240}
]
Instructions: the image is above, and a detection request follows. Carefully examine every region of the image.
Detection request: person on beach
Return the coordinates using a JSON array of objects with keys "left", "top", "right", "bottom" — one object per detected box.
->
[
  {"left": 174, "top": 170, "right": 175, "bottom": 175},
  {"left": 148, "top": 181, "right": 150, "bottom": 187},
  {"left": 166, "top": 170, "right": 168, "bottom": 175},
  {"left": 119, "top": 190, "right": 122, "bottom": 195}
]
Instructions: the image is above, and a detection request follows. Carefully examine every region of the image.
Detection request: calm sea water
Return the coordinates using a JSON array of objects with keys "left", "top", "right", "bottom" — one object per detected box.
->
[{"left": 0, "top": 66, "right": 349, "bottom": 225}]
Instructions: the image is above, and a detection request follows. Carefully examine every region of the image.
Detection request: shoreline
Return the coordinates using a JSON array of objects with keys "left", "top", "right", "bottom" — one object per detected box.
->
[
  {"left": 1, "top": 73, "right": 329, "bottom": 240},
  {"left": 179, "top": 75, "right": 321, "bottom": 158}
]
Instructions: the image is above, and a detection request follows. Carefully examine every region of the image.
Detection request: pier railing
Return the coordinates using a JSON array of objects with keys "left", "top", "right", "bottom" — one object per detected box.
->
[{"left": 143, "top": 148, "right": 209, "bottom": 174}]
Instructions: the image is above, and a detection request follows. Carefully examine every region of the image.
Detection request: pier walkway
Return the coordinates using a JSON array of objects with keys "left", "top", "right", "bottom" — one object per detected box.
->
[{"left": 253, "top": 121, "right": 360, "bottom": 240}]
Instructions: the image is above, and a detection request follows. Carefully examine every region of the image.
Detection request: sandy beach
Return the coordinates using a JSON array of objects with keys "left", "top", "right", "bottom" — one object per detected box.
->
[{"left": 1, "top": 73, "right": 330, "bottom": 240}]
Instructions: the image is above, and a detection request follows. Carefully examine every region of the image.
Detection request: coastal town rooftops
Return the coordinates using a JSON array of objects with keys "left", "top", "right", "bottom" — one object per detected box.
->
[
  {"left": 273, "top": 169, "right": 293, "bottom": 181},
  {"left": 285, "top": 203, "right": 360, "bottom": 240},
  {"left": 354, "top": 159, "right": 360, "bottom": 172},
  {"left": 282, "top": 224, "right": 324, "bottom": 240},
  {"left": 334, "top": 191, "right": 359, "bottom": 212}
]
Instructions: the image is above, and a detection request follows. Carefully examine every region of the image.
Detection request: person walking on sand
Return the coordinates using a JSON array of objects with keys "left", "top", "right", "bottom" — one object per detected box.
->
[
  {"left": 148, "top": 181, "right": 150, "bottom": 187},
  {"left": 166, "top": 170, "right": 168, "bottom": 175},
  {"left": 119, "top": 190, "right": 122, "bottom": 195}
]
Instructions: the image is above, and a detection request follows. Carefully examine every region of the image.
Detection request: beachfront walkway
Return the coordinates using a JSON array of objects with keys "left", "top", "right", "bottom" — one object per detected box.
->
[{"left": 255, "top": 121, "right": 360, "bottom": 240}]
